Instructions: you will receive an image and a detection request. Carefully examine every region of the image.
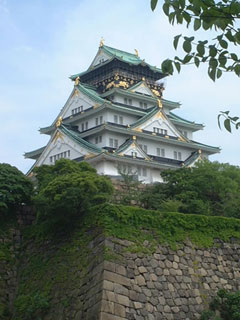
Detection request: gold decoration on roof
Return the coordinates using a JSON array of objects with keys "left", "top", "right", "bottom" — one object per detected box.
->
[
  {"left": 114, "top": 73, "right": 119, "bottom": 80},
  {"left": 134, "top": 49, "right": 139, "bottom": 57},
  {"left": 133, "top": 127, "right": 142, "bottom": 132},
  {"left": 198, "top": 149, "right": 202, "bottom": 154},
  {"left": 84, "top": 153, "right": 96, "bottom": 159},
  {"left": 152, "top": 89, "right": 160, "bottom": 97},
  {"left": 133, "top": 135, "right": 136, "bottom": 140},
  {"left": 165, "top": 135, "right": 169, "bottom": 139},
  {"left": 118, "top": 80, "right": 129, "bottom": 89},
  {"left": 56, "top": 116, "right": 62, "bottom": 128},
  {"left": 99, "top": 37, "right": 104, "bottom": 47},
  {"left": 53, "top": 131, "right": 63, "bottom": 144},
  {"left": 157, "top": 99, "right": 163, "bottom": 108},
  {"left": 74, "top": 76, "right": 80, "bottom": 86},
  {"left": 142, "top": 77, "right": 145, "bottom": 81},
  {"left": 178, "top": 136, "right": 186, "bottom": 142},
  {"left": 73, "top": 89, "right": 79, "bottom": 97}
]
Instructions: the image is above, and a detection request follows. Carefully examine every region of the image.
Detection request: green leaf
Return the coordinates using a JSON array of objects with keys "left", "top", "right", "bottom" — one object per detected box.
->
[
  {"left": 197, "top": 43, "right": 205, "bottom": 57},
  {"left": 151, "top": 0, "right": 158, "bottom": 11},
  {"left": 161, "top": 59, "right": 174, "bottom": 75},
  {"left": 219, "top": 39, "right": 228, "bottom": 49},
  {"left": 216, "top": 68, "right": 222, "bottom": 79},
  {"left": 183, "top": 54, "right": 193, "bottom": 64},
  {"left": 224, "top": 118, "right": 231, "bottom": 133},
  {"left": 234, "top": 64, "right": 240, "bottom": 76},
  {"left": 209, "top": 58, "right": 218, "bottom": 68},
  {"left": 173, "top": 34, "right": 182, "bottom": 50},
  {"left": 208, "top": 67, "right": 216, "bottom": 81},
  {"left": 194, "top": 19, "right": 201, "bottom": 31},
  {"left": 230, "top": 53, "right": 238, "bottom": 61},
  {"left": 183, "top": 40, "right": 192, "bottom": 53},
  {"left": 209, "top": 45, "right": 218, "bottom": 57},
  {"left": 162, "top": 2, "right": 170, "bottom": 15},
  {"left": 194, "top": 57, "right": 200, "bottom": 67},
  {"left": 174, "top": 61, "right": 181, "bottom": 73}
]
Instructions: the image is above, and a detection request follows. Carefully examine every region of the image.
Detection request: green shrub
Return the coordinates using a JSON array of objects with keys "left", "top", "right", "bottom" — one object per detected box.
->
[
  {"left": 14, "top": 292, "right": 49, "bottom": 320},
  {"left": 0, "top": 163, "right": 33, "bottom": 216},
  {"left": 201, "top": 289, "right": 240, "bottom": 320}
]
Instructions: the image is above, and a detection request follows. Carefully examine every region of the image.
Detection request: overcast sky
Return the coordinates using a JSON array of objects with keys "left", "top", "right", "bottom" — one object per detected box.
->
[{"left": 0, "top": 0, "right": 239, "bottom": 173}]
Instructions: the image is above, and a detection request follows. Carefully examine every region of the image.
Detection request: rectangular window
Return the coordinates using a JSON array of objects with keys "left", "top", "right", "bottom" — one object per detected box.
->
[
  {"left": 128, "top": 99, "right": 132, "bottom": 105},
  {"left": 109, "top": 138, "right": 113, "bottom": 147},
  {"left": 114, "top": 115, "right": 118, "bottom": 124},
  {"left": 99, "top": 136, "right": 102, "bottom": 143},
  {"left": 95, "top": 118, "right": 98, "bottom": 126},
  {"left": 142, "top": 168, "right": 147, "bottom": 177},
  {"left": 99, "top": 116, "right": 103, "bottom": 124},
  {"left": 95, "top": 137, "right": 98, "bottom": 144},
  {"left": 85, "top": 122, "right": 88, "bottom": 130},
  {"left": 119, "top": 116, "right": 123, "bottom": 125},
  {"left": 139, "top": 102, "right": 143, "bottom": 108},
  {"left": 161, "top": 148, "right": 165, "bottom": 157},
  {"left": 50, "top": 156, "right": 52, "bottom": 163},
  {"left": 124, "top": 98, "right": 128, "bottom": 104},
  {"left": 137, "top": 167, "right": 141, "bottom": 176},
  {"left": 80, "top": 105, "right": 83, "bottom": 112},
  {"left": 144, "top": 103, "right": 147, "bottom": 109},
  {"left": 131, "top": 151, "right": 137, "bottom": 158},
  {"left": 157, "top": 148, "right": 160, "bottom": 156},
  {"left": 68, "top": 150, "right": 70, "bottom": 157},
  {"left": 81, "top": 123, "right": 84, "bottom": 131},
  {"left": 143, "top": 145, "right": 148, "bottom": 153},
  {"left": 72, "top": 109, "right": 74, "bottom": 115},
  {"left": 178, "top": 152, "right": 182, "bottom": 160},
  {"left": 174, "top": 151, "right": 178, "bottom": 160},
  {"left": 114, "top": 139, "right": 118, "bottom": 148},
  {"left": 153, "top": 127, "right": 160, "bottom": 134}
]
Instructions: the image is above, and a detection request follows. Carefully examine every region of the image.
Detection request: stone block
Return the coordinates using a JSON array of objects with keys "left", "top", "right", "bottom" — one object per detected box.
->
[
  {"left": 115, "top": 303, "right": 126, "bottom": 317},
  {"left": 101, "top": 300, "right": 114, "bottom": 314},
  {"left": 103, "top": 270, "right": 130, "bottom": 287},
  {"left": 135, "top": 275, "right": 146, "bottom": 286}
]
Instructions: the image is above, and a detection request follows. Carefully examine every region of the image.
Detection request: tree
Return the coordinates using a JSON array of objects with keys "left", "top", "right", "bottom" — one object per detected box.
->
[
  {"left": 151, "top": 0, "right": 240, "bottom": 132},
  {"left": 0, "top": 163, "right": 33, "bottom": 215},
  {"left": 140, "top": 160, "right": 240, "bottom": 218},
  {"left": 33, "top": 159, "right": 113, "bottom": 232},
  {"left": 200, "top": 289, "right": 240, "bottom": 320}
]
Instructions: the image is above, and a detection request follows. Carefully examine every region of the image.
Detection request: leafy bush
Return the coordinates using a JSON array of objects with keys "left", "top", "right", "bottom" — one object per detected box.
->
[
  {"left": 14, "top": 292, "right": 49, "bottom": 320},
  {"left": 201, "top": 289, "right": 240, "bottom": 320},
  {"left": 0, "top": 163, "right": 33, "bottom": 216},
  {"left": 33, "top": 159, "right": 113, "bottom": 233},
  {"left": 140, "top": 161, "right": 240, "bottom": 218}
]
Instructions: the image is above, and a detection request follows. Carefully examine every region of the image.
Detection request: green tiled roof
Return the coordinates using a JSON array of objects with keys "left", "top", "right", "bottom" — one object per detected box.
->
[
  {"left": 60, "top": 125, "right": 102, "bottom": 153},
  {"left": 102, "top": 45, "right": 163, "bottom": 73},
  {"left": 169, "top": 112, "right": 203, "bottom": 127},
  {"left": 130, "top": 107, "right": 159, "bottom": 128},
  {"left": 70, "top": 45, "right": 164, "bottom": 80},
  {"left": 183, "top": 151, "right": 200, "bottom": 167},
  {"left": 24, "top": 146, "right": 45, "bottom": 159},
  {"left": 77, "top": 83, "right": 104, "bottom": 104},
  {"left": 115, "top": 138, "right": 132, "bottom": 154}
]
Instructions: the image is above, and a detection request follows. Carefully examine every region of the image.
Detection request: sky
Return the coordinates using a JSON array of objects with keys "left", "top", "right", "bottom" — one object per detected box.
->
[{"left": 0, "top": 0, "right": 239, "bottom": 173}]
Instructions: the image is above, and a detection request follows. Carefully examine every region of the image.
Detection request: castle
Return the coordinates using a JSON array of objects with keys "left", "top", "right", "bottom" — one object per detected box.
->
[{"left": 25, "top": 41, "right": 220, "bottom": 183}]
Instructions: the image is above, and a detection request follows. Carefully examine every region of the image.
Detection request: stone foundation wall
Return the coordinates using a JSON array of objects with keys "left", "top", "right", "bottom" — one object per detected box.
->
[
  {"left": 1, "top": 224, "right": 240, "bottom": 319},
  {"left": 100, "top": 237, "right": 240, "bottom": 320}
]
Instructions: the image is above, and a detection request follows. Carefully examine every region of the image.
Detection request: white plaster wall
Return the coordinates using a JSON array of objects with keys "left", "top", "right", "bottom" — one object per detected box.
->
[
  {"left": 74, "top": 110, "right": 108, "bottom": 131},
  {"left": 107, "top": 110, "right": 139, "bottom": 125},
  {"left": 175, "top": 126, "right": 193, "bottom": 140},
  {"left": 144, "top": 119, "right": 178, "bottom": 137},
  {"left": 137, "top": 137, "right": 192, "bottom": 160},
  {"left": 62, "top": 91, "right": 97, "bottom": 119},
  {"left": 38, "top": 137, "right": 89, "bottom": 166},
  {"left": 114, "top": 93, "right": 155, "bottom": 110}
]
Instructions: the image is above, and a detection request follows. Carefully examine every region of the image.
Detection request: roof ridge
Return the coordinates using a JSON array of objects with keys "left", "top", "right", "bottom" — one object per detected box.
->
[
  {"left": 103, "top": 45, "right": 139, "bottom": 58},
  {"left": 130, "top": 106, "right": 159, "bottom": 128}
]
